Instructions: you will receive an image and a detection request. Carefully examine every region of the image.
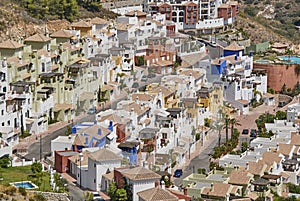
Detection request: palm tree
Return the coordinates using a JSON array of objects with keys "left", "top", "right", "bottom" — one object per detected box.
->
[
  {"left": 224, "top": 115, "right": 230, "bottom": 147},
  {"left": 211, "top": 108, "right": 225, "bottom": 147},
  {"left": 229, "top": 118, "right": 240, "bottom": 140}
]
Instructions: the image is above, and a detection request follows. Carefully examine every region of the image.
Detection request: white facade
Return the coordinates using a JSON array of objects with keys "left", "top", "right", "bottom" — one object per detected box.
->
[
  {"left": 51, "top": 136, "right": 75, "bottom": 157},
  {"left": 131, "top": 179, "right": 157, "bottom": 201},
  {"left": 87, "top": 158, "right": 121, "bottom": 191}
]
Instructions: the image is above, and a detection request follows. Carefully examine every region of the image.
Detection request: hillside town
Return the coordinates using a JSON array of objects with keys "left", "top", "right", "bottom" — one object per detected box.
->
[{"left": 0, "top": 0, "right": 300, "bottom": 201}]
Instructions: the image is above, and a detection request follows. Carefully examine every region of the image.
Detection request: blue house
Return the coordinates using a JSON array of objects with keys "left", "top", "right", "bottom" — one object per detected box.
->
[
  {"left": 224, "top": 41, "right": 244, "bottom": 57},
  {"left": 71, "top": 122, "right": 95, "bottom": 134},
  {"left": 118, "top": 141, "right": 140, "bottom": 165},
  {"left": 72, "top": 125, "right": 112, "bottom": 151}
]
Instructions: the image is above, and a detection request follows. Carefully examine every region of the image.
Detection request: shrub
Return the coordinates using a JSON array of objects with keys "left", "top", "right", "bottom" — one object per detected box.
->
[
  {"left": 19, "top": 187, "right": 27, "bottom": 197},
  {"left": 4, "top": 186, "right": 17, "bottom": 196}
]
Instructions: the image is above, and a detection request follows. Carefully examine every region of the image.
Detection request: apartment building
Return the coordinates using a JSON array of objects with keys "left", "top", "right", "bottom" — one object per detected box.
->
[{"left": 144, "top": 0, "right": 237, "bottom": 33}]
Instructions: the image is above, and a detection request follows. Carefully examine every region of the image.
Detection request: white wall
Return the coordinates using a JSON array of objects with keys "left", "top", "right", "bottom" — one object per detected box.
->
[
  {"left": 132, "top": 179, "right": 157, "bottom": 201},
  {"left": 87, "top": 158, "right": 122, "bottom": 191}
]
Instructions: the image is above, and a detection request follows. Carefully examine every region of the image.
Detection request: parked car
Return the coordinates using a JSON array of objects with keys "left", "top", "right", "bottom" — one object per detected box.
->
[
  {"left": 141, "top": 75, "right": 148, "bottom": 82},
  {"left": 173, "top": 169, "right": 183, "bottom": 177},
  {"left": 242, "top": 129, "right": 249, "bottom": 135},
  {"left": 250, "top": 129, "right": 257, "bottom": 137},
  {"left": 87, "top": 108, "right": 97, "bottom": 114},
  {"left": 92, "top": 192, "right": 104, "bottom": 201},
  {"left": 147, "top": 73, "right": 156, "bottom": 78},
  {"left": 132, "top": 82, "right": 139, "bottom": 88}
]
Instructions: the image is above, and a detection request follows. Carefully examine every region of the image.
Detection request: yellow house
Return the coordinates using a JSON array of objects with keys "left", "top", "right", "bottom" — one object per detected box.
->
[
  {"left": 147, "top": 85, "right": 177, "bottom": 108},
  {"left": 0, "top": 40, "right": 24, "bottom": 58},
  {"left": 50, "top": 30, "right": 74, "bottom": 44},
  {"left": 71, "top": 20, "right": 92, "bottom": 37},
  {"left": 196, "top": 83, "right": 223, "bottom": 114},
  {"left": 24, "top": 33, "right": 52, "bottom": 50}
]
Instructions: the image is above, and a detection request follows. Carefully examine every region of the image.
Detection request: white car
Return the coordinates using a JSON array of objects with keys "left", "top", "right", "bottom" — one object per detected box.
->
[{"left": 92, "top": 192, "right": 104, "bottom": 201}]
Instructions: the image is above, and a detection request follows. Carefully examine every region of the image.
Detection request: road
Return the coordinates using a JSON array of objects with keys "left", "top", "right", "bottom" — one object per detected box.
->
[
  {"left": 24, "top": 75, "right": 163, "bottom": 161},
  {"left": 173, "top": 136, "right": 219, "bottom": 187}
]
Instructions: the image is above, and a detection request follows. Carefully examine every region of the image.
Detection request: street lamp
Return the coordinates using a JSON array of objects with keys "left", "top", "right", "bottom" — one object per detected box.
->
[{"left": 79, "top": 153, "right": 83, "bottom": 188}]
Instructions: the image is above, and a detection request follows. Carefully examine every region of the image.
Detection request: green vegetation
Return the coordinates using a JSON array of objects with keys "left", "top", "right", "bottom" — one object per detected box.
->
[
  {"left": 84, "top": 192, "right": 94, "bottom": 201},
  {"left": 255, "top": 111, "right": 287, "bottom": 137},
  {"left": 19, "top": 0, "right": 79, "bottom": 21},
  {"left": 135, "top": 56, "right": 145, "bottom": 66},
  {"left": 0, "top": 165, "right": 51, "bottom": 191},
  {"left": 280, "top": 82, "right": 300, "bottom": 97},
  {"left": 0, "top": 155, "right": 11, "bottom": 168},
  {"left": 240, "top": 0, "right": 300, "bottom": 42},
  {"left": 107, "top": 182, "right": 128, "bottom": 201},
  {"left": 212, "top": 128, "right": 240, "bottom": 159},
  {"left": 209, "top": 162, "right": 224, "bottom": 171}
]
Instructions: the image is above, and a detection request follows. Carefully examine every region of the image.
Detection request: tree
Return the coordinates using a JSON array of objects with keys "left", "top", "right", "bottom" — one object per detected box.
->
[
  {"left": 84, "top": 192, "right": 94, "bottom": 201},
  {"left": 116, "top": 189, "right": 127, "bottom": 201},
  {"left": 108, "top": 182, "right": 128, "bottom": 201},
  {"left": 224, "top": 115, "right": 229, "bottom": 147},
  {"left": 241, "top": 142, "right": 248, "bottom": 152},
  {"left": 229, "top": 118, "right": 240, "bottom": 140},
  {"left": 107, "top": 182, "right": 118, "bottom": 201},
  {"left": 31, "top": 162, "right": 42, "bottom": 175},
  {"left": 0, "top": 155, "right": 10, "bottom": 168},
  {"left": 276, "top": 111, "right": 287, "bottom": 120}
]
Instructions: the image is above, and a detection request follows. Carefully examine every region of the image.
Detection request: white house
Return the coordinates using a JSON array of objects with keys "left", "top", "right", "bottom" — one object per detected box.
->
[
  {"left": 115, "top": 166, "right": 161, "bottom": 201},
  {"left": 87, "top": 148, "right": 122, "bottom": 191}
]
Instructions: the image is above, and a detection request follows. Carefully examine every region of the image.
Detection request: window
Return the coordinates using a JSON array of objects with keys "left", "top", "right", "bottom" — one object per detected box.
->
[
  {"left": 1, "top": 110, "right": 3, "bottom": 115},
  {"left": 94, "top": 179, "right": 96, "bottom": 183},
  {"left": 94, "top": 163, "right": 96, "bottom": 167},
  {"left": 1, "top": 122, "right": 4, "bottom": 126},
  {"left": 7, "top": 120, "right": 10, "bottom": 126}
]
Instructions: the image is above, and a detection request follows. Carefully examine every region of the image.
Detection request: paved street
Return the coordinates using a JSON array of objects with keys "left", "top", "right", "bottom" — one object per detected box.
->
[{"left": 172, "top": 97, "right": 299, "bottom": 187}]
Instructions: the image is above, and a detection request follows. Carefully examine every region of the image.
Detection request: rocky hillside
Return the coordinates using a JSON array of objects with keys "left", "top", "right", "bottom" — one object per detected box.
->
[
  {"left": 237, "top": 0, "right": 300, "bottom": 44},
  {"left": 0, "top": 0, "right": 117, "bottom": 43}
]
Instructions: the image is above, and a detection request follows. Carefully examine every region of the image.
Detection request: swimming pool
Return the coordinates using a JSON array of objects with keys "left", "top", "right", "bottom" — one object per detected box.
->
[
  {"left": 10, "top": 181, "right": 38, "bottom": 189},
  {"left": 279, "top": 56, "right": 300, "bottom": 64}
]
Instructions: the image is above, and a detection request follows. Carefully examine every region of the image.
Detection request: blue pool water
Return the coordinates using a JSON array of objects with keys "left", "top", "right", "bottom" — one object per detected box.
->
[
  {"left": 13, "top": 181, "right": 37, "bottom": 189},
  {"left": 279, "top": 56, "right": 300, "bottom": 64}
]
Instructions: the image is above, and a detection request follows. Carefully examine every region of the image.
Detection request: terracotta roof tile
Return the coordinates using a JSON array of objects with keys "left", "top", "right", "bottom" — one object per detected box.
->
[
  {"left": 0, "top": 40, "right": 23, "bottom": 49},
  {"left": 68, "top": 151, "right": 89, "bottom": 166},
  {"left": 120, "top": 166, "right": 161, "bottom": 181},
  {"left": 50, "top": 30, "right": 74, "bottom": 38},
  {"left": 90, "top": 17, "right": 108, "bottom": 25},
  {"left": 277, "top": 143, "right": 295, "bottom": 156},
  {"left": 88, "top": 148, "right": 122, "bottom": 162},
  {"left": 224, "top": 41, "right": 244, "bottom": 51},
  {"left": 248, "top": 160, "right": 268, "bottom": 176},
  {"left": 137, "top": 187, "right": 178, "bottom": 201},
  {"left": 71, "top": 20, "right": 92, "bottom": 28},
  {"left": 291, "top": 132, "right": 300, "bottom": 145},
  {"left": 228, "top": 170, "right": 253, "bottom": 185},
  {"left": 125, "top": 10, "right": 147, "bottom": 17},
  {"left": 201, "top": 183, "right": 231, "bottom": 197},
  {"left": 24, "top": 34, "right": 51, "bottom": 42}
]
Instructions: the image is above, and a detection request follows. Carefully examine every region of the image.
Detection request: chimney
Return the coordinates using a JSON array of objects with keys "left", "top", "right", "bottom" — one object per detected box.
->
[
  {"left": 85, "top": 136, "right": 88, "bottom": 145},
  {"left": 18, "top": 56, "right": 22, "bottom": 64},
  {"left": 210, "top": 183, "right": 214, "bottom": 192},
  {"left": 2, "top": 57, "right": 7, "bottom": 67},
  {"left": 161, "top": 180, "right": 165, "bottom": 190},
  {"left": 246, "top": 162, "right": 249, "bottom": 170},
  {"left": 226, "top": 193, "right": 230, "bottom": 201},
  {"left": 183, "top": 187, "right": 188, "bottom": 195},
  {"left": 98, "top": 128, "right": 102, "bottom": 135}
]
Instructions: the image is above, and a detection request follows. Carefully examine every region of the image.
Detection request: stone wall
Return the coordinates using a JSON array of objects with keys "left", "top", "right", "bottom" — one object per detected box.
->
[{"left": 254, "top": 63, "right": 300, "bottom": 92}]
